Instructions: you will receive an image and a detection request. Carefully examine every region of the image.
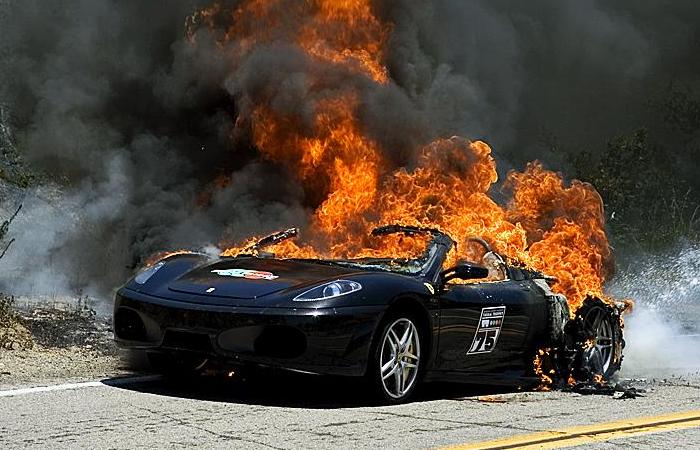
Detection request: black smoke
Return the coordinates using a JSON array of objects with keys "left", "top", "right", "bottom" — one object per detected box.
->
[{"left": 1, "top": 0, "right": 699, "bottom": 299}]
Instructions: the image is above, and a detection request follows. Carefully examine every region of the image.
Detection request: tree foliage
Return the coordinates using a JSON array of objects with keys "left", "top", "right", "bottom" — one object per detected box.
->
[{"left": 574, "top": 129, "right": 698, "bottom": 249}]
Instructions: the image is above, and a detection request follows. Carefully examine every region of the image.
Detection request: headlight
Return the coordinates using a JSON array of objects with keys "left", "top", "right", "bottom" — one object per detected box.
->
[
  {"left": 293, "top": 280, "right": 362, "bottom": 302},
  {"left": 134, "top": 261, "right": 165, "bottom": 284}
]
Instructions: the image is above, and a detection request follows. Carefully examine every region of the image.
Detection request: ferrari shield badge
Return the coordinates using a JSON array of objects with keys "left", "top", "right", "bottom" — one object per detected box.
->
[
  {"left": 211, "top": 268, "right": 279, "bottom": 280},
  {"left": 467, "top": 306, "right": 506, "bottom": 354}
]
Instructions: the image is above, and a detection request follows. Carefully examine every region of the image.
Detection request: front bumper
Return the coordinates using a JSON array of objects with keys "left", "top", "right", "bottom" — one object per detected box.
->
[{"left": 114, "top": 288, "right": 384, "bottom": 376}]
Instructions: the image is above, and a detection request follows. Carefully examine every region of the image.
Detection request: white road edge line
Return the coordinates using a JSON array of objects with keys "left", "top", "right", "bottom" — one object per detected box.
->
[{"left": 0, "top": 375, "right": 162, "bottom": 398}]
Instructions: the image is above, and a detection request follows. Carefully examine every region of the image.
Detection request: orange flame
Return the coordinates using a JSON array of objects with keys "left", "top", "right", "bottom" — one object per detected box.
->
[
  {"left": 189, "top": 0, "right": 616, "bottom": 315},
  {"left": 533, "top": 348, "right": 554, "bottom": 391}
]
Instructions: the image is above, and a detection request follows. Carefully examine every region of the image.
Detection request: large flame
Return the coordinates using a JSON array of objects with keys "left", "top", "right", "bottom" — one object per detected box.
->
[{"left": 191, "top": 0, "right": 614, "bottom": 314}]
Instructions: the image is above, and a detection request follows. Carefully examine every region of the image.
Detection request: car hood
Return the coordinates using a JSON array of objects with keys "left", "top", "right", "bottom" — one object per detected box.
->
[{"left": 168, "top": 257, "right": 359, "bottom": 300}]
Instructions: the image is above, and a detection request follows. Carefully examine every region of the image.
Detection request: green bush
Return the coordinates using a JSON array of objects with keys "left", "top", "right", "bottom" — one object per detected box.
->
[{"left": 573, "top": 129, "right": 699, "bottom": 250}]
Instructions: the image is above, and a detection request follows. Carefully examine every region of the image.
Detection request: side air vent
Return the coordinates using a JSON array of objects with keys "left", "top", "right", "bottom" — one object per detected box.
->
[{"left": 114, "top": 308, "right": 147, "bottom": 342}]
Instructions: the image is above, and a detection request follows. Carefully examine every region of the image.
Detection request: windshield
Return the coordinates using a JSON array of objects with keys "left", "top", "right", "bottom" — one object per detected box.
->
[
  {"left": 311, "top": 225, "right": 453, "bottom": 276},
  {"left": 327, "top": 243, "right": 440, "bottom": 275},
  {"left": 231, "top": 224, "right": 454, "bottom": 277}
]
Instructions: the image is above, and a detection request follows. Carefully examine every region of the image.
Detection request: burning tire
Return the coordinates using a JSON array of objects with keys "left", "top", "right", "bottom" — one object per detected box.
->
[
  {"left": 368, "top": 312, "right": 424, "bottom": 404},
  {"left": 571, "top": 297, "right": 624, "bottom": 381}
]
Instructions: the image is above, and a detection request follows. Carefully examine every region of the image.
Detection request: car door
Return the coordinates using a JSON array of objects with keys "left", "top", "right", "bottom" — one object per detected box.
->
[
  {"left": 436, "top": 278, "right": 543, "bottom": 373},
  {"left": 435, "top": 282, "right": 504, "bottom": 372},
  {"left": 473, "top": 279, "right": 544, "bottom": 371}
]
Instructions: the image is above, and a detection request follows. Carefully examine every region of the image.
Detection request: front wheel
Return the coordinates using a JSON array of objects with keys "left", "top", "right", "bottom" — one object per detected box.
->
[{"left": 369, "top": 314, "right": 424, "bottom": 404}]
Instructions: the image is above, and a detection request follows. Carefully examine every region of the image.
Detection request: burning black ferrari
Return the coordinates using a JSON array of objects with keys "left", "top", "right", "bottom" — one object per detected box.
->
[{"left": 114, "top": 225, "right": 624, "bottom": 403}]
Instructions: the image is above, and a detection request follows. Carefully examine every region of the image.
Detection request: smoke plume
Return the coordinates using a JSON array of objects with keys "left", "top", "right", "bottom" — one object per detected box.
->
[
  {"left": 611, "top": 244, "right": 700, "bottom": 377},
  {"left": 0, "top": 0, "right": 699, "bottom": 302}
]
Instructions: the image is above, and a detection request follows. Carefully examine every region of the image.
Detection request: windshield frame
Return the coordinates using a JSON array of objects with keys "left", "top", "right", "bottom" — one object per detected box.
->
[
  {"left": 243, "top": 227, "right": 299, "bottom": 254},
  {"left": 325, "top": 225, "right": 455, "bottom": 280},
  {"left": 236, "top": 224, "right": 455, "bottom": 281}
]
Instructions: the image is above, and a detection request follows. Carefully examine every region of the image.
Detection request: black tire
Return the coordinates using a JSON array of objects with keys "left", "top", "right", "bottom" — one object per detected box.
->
[
  {"left": 146, "top": 351, "right": 209, "bottom": 379},
  {"left": 571, "top": 297, "right": 624, "bottom": 381},
  {"left": 367, "top": 310, "right": 426, "bottom": 404}
]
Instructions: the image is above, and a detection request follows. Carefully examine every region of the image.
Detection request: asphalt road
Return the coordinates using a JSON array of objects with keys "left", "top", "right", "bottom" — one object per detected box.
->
[{"left": 0, "top": 372, "right": 698, "bottom": 449}]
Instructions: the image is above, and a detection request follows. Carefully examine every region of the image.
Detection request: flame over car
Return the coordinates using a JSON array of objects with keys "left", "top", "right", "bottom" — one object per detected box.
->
[{"left": 184, "top": 0, "right": 616, "bottom": 316}]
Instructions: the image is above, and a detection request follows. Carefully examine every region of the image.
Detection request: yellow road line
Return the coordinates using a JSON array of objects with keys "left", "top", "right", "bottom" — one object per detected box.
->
[{"left": 440, "top": 409, "right": 700, "bottom": 449}]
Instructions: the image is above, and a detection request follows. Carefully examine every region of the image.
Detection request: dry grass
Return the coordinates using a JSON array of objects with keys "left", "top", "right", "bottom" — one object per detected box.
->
[{"left": 0, "top": 294, "right": 33, "bottom": 350}]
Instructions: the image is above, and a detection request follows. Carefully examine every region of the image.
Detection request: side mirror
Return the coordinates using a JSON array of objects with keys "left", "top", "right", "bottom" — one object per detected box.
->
[{"left": 440, "top": 263, "right": 489, "bottom": 284}]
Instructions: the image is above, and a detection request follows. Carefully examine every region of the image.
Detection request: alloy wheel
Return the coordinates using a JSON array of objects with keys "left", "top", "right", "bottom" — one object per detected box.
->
[
  {"left": 581, "top": 306, "right": 614, "bottom": 374},
  {"left": 379, "top": 318, "right": 421, "bottom": 399}
]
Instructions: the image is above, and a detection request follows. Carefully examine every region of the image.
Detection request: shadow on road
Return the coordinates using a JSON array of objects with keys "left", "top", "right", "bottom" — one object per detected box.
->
[{"left": 102, "top": 369, "right": 518, "bottom": 409}]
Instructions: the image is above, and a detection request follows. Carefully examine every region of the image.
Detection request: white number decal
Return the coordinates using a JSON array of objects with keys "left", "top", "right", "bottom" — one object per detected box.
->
[{"left": 467, "top": 306, "right": 506, "bottom": 354}]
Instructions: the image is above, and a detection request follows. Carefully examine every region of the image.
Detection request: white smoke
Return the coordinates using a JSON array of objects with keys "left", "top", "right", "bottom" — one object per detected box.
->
[
  {"left": 0, "top": 155, "right": 131, "bottom": 303},
  {"left": 609, "top": 244, "right": 700, "bottom": 377}
]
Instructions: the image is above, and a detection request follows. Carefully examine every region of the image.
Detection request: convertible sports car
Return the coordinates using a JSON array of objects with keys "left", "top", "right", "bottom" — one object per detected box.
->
[{"left": 114, "top": 225, "right": 624, "bottom": 403}]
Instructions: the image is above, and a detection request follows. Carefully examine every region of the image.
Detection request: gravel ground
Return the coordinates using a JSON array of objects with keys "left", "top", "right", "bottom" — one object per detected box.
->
[
  {"left": 0, "top": 346, "right": 125, "bottom": 389},
  {"left": 0, "top": 303, "right": 128, "bottom": 388},
  {"left": 0, "top": 371, "right": 697, "bottom": 449}
]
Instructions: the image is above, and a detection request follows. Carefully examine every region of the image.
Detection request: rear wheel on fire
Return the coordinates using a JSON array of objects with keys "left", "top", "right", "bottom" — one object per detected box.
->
[
  {"left": 114, "top": 225, "right": 625, "bottom": 404},
  {"left": 569, "top": 298, "right": 625, "bottom": 381}
]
